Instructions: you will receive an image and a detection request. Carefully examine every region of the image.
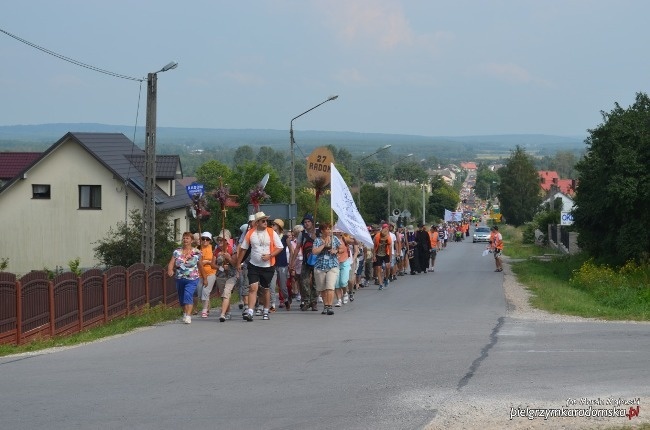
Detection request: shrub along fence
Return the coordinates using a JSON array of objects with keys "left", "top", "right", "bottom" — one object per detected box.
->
[{"left": 0, "top": 264, "right": 180, "bottom": 346}]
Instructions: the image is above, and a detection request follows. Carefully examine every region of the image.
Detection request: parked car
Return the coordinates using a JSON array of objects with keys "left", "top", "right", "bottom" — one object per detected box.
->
[{"left": 473, "top": 226, "right": 491, "bottom": 243}]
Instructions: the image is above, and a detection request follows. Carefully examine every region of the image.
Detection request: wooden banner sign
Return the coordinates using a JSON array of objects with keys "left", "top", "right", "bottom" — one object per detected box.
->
[{"left": 306, "top": 147, "right": 334, "bottom": 186}]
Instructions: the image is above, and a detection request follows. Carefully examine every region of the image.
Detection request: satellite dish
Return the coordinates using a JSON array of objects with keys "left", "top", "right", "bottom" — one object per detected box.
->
[
  {"left": 402, "top": 210, "right": 411, "bottom": 218},
  {"left": 392, "top": 209, "right": 401, "bottom": 216},
  {"left": 259, "top": 173, "right": 270, "bottom": 189}
]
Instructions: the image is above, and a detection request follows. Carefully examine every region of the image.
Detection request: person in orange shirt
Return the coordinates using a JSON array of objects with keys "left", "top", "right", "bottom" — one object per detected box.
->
[
  {"left": 428, "top": 226, "right": 439, "bottom": 272},
  {"left": 373, "top": 223, "right": 392, "bottom": 290},
  {"left": 198, "top": 231, "right": 217, "bottom": 318},
  {"left": 489, "top": 226, "right": 504, "bottom": 272}
]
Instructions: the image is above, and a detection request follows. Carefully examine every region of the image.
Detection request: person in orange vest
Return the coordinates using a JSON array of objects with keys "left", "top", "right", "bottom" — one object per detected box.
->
[
  {"left": 373, "top": 223, "right": 392, "bottom": 289},
  {"left": 428, "top": 225, "right": 439, "bottom": 272},
  {"left": 490, "top": 225, "right": 504, "bottom": 272},
  {"left": 234, "top": 211, "right": 284, "bottom": 321}
]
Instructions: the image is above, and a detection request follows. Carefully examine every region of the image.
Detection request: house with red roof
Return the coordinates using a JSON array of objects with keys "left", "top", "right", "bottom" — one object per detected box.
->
[
  {"left": 538, "top": 170, "right": 576, "bottom": 196},
  {"left": 0, "top": 152, "right": 42, "bottom": 186}
]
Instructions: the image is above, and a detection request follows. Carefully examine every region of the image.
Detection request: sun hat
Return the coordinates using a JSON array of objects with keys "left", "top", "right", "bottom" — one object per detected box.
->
[
  {"left": 273, "top": 219, "right": 285, "bottom": 230},
  {"left": 216, "top": 229, "right": 231, "bottom": 241},
  {"left": 254, "top": 211, "right": 269, "bottom": 222}
]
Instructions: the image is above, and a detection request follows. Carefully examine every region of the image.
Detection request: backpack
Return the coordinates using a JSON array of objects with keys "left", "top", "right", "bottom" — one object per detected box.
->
[{"left": 300, "top": 229, "right": 319, "bottom": 266}]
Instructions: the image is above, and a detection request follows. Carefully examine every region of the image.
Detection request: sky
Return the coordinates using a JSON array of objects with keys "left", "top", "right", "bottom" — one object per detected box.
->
[{"left": 2, "top": 0, "right": 649, "bottom": 138}]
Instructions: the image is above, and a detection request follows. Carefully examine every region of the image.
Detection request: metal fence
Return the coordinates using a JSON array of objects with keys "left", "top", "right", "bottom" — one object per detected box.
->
[{"left": 0, "top": 264, "right": 180, "bottom": 346}]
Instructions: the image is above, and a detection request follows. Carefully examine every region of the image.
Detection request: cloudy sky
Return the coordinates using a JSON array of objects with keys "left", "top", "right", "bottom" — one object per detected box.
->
[{"left": 1, "top": 0, "right": 648, "bottom": 137}]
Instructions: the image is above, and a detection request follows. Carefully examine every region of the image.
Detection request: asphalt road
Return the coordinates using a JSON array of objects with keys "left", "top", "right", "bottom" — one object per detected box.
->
[{"left": 1, "top": 237, "right": 648, "bottom": 430}]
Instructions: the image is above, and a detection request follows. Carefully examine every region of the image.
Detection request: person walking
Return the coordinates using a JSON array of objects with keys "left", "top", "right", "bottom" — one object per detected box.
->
[
  {"left": 234, "top": 211, "right": 284, "bottom": 321},
  {"left": 212, "top": 229, "right": 237, "bottom": 322},
  {"left": 333, "top": 230, "right": 352, "bottom": 307},
  {"left": 312, "top": 222, "right": 341, "bottom": 315},
  {"left": 167, "top": 231, "right": 206, "bottom": 324},
  {"left": 270, "top": 219, "right": 291, "bottom": 311},
  {"left": 428, "top": 226, "right": 439, "bottom": 272},
  {"left": 197, "top": 231, "right": 217, "bottom": 318},
  {"left": 416, "top": 223, "right": 431, "bottom": 273},
  {"left": 491, "top": 225, "right": 504, "bottom": 272},
  {"left": 290, "top": 214, "right": 320, "bottom": 311},
  {"left": 372, "top": 223, "right": 392, "bottom": 289}
]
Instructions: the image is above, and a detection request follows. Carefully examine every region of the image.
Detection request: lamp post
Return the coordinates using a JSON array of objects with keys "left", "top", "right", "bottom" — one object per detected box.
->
[
  {"left": 421, "top": 183, "right": 427, "bottom": 225},
  {"left": 387, "top": 153, "right": 413, "bottom": 219},
  {"left": 141, "top": 61, "right": 178, "bottom": 267},
  {"left": 290, "top": 95, "right": 338, "bottom": 227},
  {"left": 357, "top": 144, "right": 392, "bottom": 211}
]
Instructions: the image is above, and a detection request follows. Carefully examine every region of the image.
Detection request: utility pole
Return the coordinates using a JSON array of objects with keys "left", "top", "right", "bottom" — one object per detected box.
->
[
  {"left": 141, "top": 72, "right": 157, "bottom": 267},
  {"left": 141, "top": 62, "right": 177, "bottom": 267}
]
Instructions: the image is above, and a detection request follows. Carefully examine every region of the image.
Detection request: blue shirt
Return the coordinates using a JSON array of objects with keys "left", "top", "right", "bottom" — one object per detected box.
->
[{"left": 313, "top": 236, "right": 341, "bottom": 271}]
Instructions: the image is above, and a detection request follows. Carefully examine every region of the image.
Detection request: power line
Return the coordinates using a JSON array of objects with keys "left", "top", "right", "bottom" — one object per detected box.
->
[{"left": 0, "top": 27, "right": 143, "bottom": 82}]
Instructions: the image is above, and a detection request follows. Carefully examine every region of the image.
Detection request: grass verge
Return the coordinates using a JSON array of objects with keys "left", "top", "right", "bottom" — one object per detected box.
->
[{"left": 504, "top": 225, "right": 650, "bottom": 321}]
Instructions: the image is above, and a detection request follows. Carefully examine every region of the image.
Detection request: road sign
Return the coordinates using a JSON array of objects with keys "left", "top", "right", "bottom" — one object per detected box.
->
[{"left": 561, "top": 211, "right": 574, "bottom": 225}]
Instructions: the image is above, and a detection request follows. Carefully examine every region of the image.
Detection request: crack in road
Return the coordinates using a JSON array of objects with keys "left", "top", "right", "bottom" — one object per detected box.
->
[{"left": 457, "top": 317, "right": 504, "bottom": 391}]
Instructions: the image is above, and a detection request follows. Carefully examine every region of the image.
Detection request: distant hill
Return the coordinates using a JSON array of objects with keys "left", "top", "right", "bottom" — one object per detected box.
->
[{"left": 0, "top": 123, "right": 586, "bottom": 159}]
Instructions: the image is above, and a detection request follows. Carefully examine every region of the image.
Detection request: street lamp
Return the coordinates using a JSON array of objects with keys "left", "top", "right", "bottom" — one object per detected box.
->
[
  {"left": 290, "top": 95, "right": 338, "bottom": 227},
  {"left": 387, "top": 153, "right": 413, "bottom": 219},
  {"left": 357, "top": 144, "right": 392, "bottom": 211},
  {"left": 421, "top": 183, "right": 427, "bottom": 226},
  {"left": 141, "top": 61, "right": 178, "bottom": 266}
]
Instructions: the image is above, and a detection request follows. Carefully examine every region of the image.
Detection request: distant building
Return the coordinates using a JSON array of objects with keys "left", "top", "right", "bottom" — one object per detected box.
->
[
  {"left": 538, "top": 170, "right": 576, "bottom": 196},
  {"left": 460, "top": 161, "right": 477, "bottom": 170}
]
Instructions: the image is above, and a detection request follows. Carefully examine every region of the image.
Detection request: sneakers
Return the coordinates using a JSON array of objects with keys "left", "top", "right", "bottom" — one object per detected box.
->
[
  {"left": 294, "top": 294, "right": 302, "bottom": 302},
  {"left": 327, "top": 307, "right": 334, "bottom": 315},
  {"left": 225, "top": 313, "right": 231, "bottom": 320},
  {"left": 243, "top": 310, "right": 254, "bottom": 321},
  {"left": 201, "top": 311, "right": 208, "bottom": 318},
  {"left": 262, "top": 312, "right": 270, "bottom": 320},
  {"left": 255, "top": 307, "right": 263, "bottom": 316},
  {"left": 238, "top": 302, "right": 244, "bottom": 310},
  {"left": 269, "top": 306, "right": 276, "bottom": 313},
  {"left": 349, "top": 293, "right": 355, "bottom": 302},
  {"left": 219, "top": 315, "right": 226, "bottom": 322},
  {"left": 182, "top": 315, "right": 191, "bottom": 324},
  {"left": 335, "top": 299, "right": 342, "bottom": 307},
  {"left": 343, "top": 293, "right": 349, "bottom": 304}
]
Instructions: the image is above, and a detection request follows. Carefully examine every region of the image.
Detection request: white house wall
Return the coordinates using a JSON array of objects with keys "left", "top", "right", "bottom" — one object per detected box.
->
[{"left": 0, "top": 139, "right": 189, "bottom": 275}]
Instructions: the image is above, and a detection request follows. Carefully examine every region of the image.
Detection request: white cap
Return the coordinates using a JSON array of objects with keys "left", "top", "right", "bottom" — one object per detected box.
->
[{"left": 200, "top": 231, "right": 212, "bottom": 240}]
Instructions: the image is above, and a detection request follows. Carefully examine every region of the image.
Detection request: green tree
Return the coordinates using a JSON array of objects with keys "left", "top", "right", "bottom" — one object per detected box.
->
[
  {"left": 94, "top": 209, "right": 176, "bottom": 268},
  {"left": 475, "top": 164, "right": 500, "bottom": 200},
  {"left": 497, "top": 146, "right": 542, "bottom": 226},
  {"left": 573, "top": 92, "right": 650, "bottom": 264},
  {"left": 428, "top": 178, "right": 460, "bottom": 220},
  {"left": 233, "top": 145, "right": 255, "bottom": 167}
]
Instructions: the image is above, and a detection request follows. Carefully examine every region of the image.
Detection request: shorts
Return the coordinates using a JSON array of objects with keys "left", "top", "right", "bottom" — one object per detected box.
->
[
  {"left": 373, "top": 255, "right": 390, "bottom": 267},
  {"left": 314, "top": 266, "right": 340, "bottom": 292},
  {"left": 176, "top": 278, "right": 199, "bottom": 306},
  {"left": 217, "top": 276, "right": 237, "bottom": 300},
  {"left": 246, "top": 264, "right": 275, "bottom": 289},
  {"left": 494, "top": 249, "right": 502, "bottom": 259}
]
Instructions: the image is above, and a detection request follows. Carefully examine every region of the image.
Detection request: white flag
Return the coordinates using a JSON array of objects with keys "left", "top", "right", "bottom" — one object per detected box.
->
[
  {"left": 444, "top": 209, "right": 453, "bottom": 222},
  {"left": 330, "top": 163, "right": 373, "bottom": 248}
]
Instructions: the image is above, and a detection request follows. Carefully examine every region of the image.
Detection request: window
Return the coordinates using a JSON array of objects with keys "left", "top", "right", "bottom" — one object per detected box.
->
[
  {"left": 174, "top": 218, "right": 181, "bottom": 242},
  {"left": 79, "top": 185, "right": 101, "bottom": 209},
  {"left": 32, "top": 184, "right": 51, "bottom": 199}
]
